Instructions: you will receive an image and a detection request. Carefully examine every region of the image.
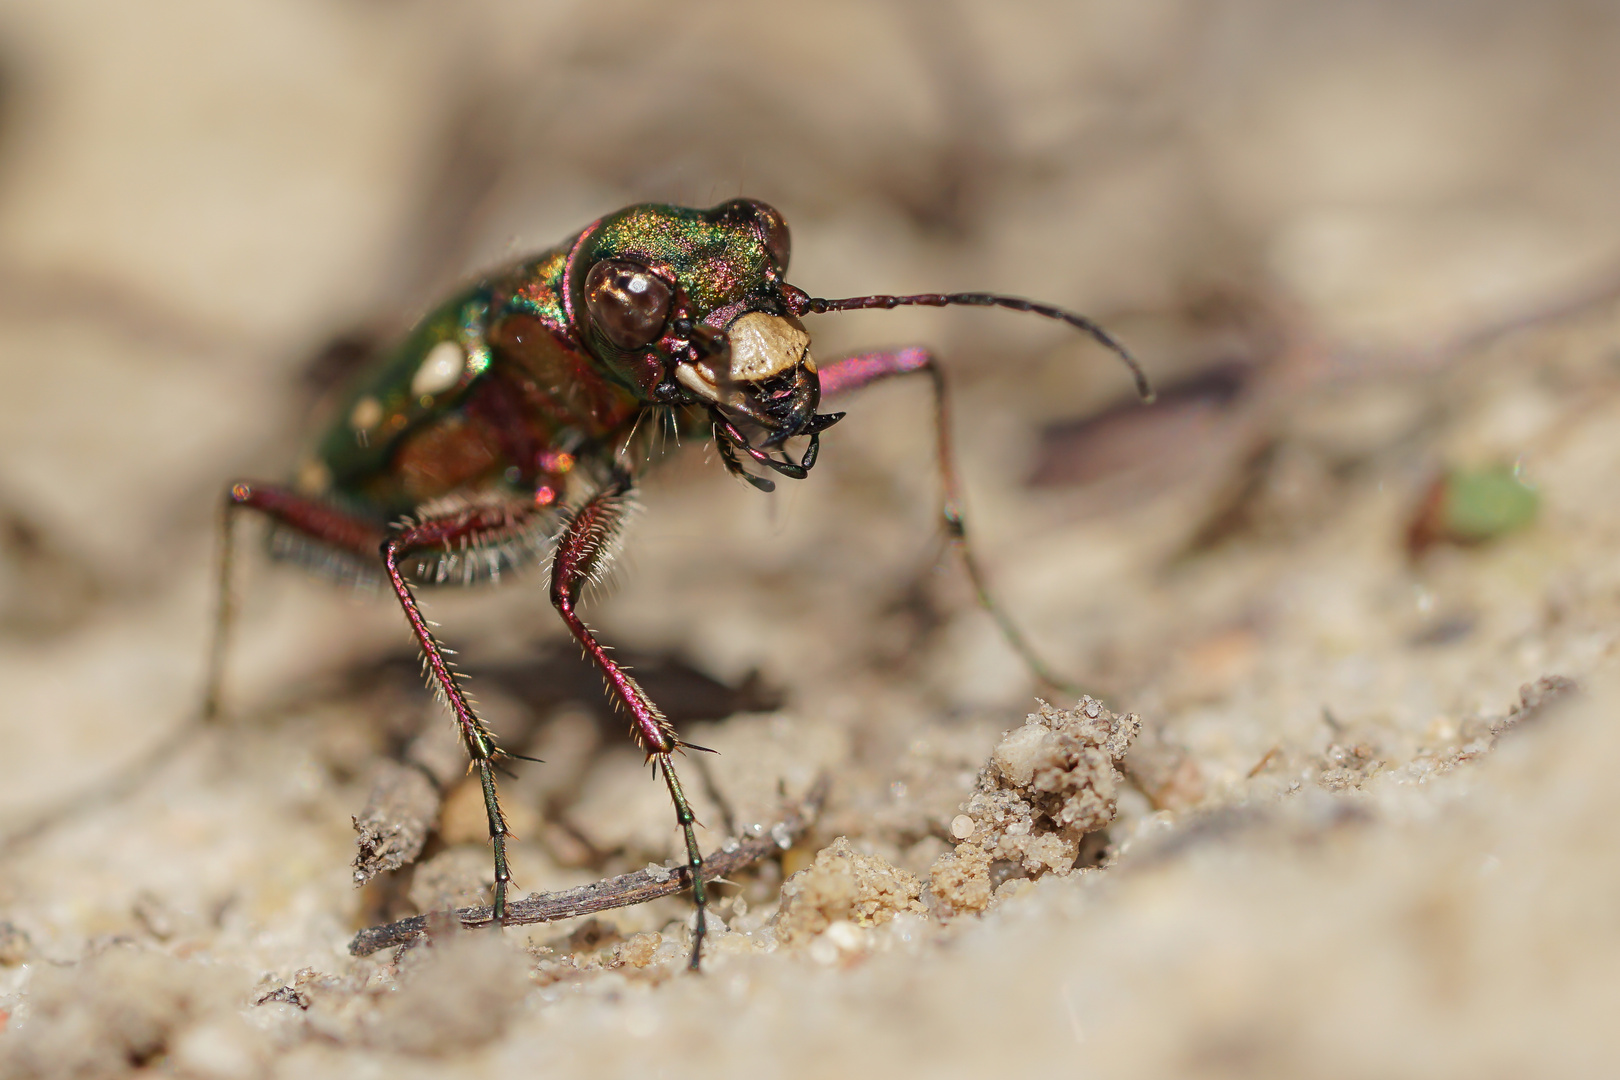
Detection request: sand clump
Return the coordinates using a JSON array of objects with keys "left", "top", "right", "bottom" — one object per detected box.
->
[
  {"left": 931, "top": 697, "right": 1139, "bottom": 915},
  {"left": 775, "top": 837, "right": 928, "bottom": 948},
  {"left": 610, "top": 931, "right": 663, "bottom": 969}
]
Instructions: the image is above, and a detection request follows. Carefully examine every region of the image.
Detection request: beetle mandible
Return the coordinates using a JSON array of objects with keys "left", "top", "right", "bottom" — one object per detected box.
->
[{"left": 206, "top": 199, "right": 1152, "bottom": 970}]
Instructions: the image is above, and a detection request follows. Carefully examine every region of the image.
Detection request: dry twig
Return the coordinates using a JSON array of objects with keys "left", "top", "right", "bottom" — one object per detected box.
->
[{"left": 349, "top": 777, "right": 827, "bottom": 955}]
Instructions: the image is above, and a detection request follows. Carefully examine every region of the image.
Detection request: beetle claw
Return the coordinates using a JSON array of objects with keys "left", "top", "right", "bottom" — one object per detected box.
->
[{"left": 802, "top": 411, "right": 845, "bottom": 435}]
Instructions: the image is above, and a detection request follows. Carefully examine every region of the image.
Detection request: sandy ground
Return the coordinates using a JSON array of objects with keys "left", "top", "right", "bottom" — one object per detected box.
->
[{"left": 3, "top": 2, "right": 1620, "bottom": 1077}]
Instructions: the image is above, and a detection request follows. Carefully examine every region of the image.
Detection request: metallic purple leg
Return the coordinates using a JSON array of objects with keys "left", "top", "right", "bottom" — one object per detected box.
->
[{"left": 547, "top": 478, "right": 709, "bottom": 970}]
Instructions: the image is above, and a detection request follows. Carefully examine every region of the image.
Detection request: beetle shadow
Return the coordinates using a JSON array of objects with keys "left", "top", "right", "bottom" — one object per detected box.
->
[{"left": 356, "top": 644, "right": 782, "bottom": 747}]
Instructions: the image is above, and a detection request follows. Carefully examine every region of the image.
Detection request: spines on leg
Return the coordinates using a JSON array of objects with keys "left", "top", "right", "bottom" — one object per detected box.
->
[{"left": 547, "top": 486, "right": 637, "bottom": 602}]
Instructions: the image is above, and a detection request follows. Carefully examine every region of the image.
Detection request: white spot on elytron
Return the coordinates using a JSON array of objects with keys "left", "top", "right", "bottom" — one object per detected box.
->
[
  {"left": 348, "top": 395, "right": 383, "bottom": 432},
  {"left": 411, "top": 340, "right": 466, "bottom": 398}
]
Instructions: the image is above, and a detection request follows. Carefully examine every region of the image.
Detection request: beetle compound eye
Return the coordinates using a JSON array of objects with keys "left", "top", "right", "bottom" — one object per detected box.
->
[
  {"left": 752, "top": 202, "right": 791, "bottom": 273},
  {"left": 584, "top": 259, "right": 673, "bottom": 349},
  {"left": 713, "top": 198, "right": 791, "bottom": 273}
]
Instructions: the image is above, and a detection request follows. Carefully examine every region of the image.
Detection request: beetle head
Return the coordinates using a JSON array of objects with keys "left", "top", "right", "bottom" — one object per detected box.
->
[{"left": 565, "top": 200, "right": 840, "bottom": 486}]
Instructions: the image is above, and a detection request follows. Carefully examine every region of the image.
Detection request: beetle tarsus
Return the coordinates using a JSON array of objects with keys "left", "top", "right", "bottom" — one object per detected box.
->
[{"left": 657, "top": 751, "right": 708, "bottom": 971}]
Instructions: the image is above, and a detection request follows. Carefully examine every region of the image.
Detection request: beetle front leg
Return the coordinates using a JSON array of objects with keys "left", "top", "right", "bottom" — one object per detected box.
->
[
  {"left": 817, "top": 349, "right": 1081, "bottom": 695},
  {"left": 547, "top": 478, "right": 710, "bottom": 970}
]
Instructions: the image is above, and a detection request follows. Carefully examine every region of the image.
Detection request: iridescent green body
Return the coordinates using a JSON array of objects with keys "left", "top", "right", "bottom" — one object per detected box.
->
[
  {"left": 288, "top": 202, "right": 789, "bottom": 578},
  {"left": 304, "top": 246, "right": 609, "bottom": 518}
]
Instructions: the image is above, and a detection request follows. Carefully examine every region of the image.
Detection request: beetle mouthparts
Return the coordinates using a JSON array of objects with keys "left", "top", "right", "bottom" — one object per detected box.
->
[
  {"left": 724, "top": 312, "right": 814, "bottom": 382},
  {"left": 752, "top": 365, "right": 821, "bottom": 447},
  {"left": 674, "top": 313, "right": 825, "bottom": 446}
]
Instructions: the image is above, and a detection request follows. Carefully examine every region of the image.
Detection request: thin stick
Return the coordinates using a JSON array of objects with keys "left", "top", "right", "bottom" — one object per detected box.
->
[{"left": 348, "top": 776, "right": 828, "bottom": 956}]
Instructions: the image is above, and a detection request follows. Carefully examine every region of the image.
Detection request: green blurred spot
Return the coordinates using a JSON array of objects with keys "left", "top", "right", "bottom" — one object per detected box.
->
[{"left": 1442, "top": 465, "right": 1539, "bottom": 542}]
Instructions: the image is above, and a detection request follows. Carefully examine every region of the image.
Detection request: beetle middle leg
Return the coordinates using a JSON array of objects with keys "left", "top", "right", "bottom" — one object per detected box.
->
[
  {"left": 546, "top": 475, "right": 711, "bottom": 970},
  {"left": 379, "top": 505, "right": 539, "bottom": 924},
  {"left": 816, "top": 348, "right": 1081, "bottom": 694}
]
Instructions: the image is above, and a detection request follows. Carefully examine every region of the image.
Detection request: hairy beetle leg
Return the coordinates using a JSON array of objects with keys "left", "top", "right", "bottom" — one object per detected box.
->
[
  {"left": 214, "top": 479, "right": 711, "bottom": 958},
  {"left": 382, "top": 511, "right": 535, "bottom": 924},
  {"left": 817, "top": 350, "right": 1084, "bottom": 697},
  {"left": 548, "top": 478, "right": 709, "bottom": 970},
  {"left": 213, "top": 481, "right": 521, "bottom": 924}
]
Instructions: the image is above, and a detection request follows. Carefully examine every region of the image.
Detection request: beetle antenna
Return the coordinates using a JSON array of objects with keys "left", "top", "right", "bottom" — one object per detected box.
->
[{"left": 790, "top": 288, "right": 1154, "bottom": 403}]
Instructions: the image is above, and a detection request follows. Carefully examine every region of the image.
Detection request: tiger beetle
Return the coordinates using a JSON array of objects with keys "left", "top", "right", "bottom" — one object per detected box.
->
[{"left": 205, "top": 199, "right": 1152, "bottom": 971}]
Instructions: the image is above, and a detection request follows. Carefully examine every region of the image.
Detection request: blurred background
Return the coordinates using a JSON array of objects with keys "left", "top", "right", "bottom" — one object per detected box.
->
[
  {"left": 2, "top": 1, "right": 1620, "bottom": 1074},
  {"left": 3, "top": 0, "right": 1618, "bottom": 786}
]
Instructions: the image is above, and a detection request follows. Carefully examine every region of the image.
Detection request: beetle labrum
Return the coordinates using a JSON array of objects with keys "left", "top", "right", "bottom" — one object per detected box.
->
[{"left": 206, "top": 199, "right": 1152, "bottom": 970}]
